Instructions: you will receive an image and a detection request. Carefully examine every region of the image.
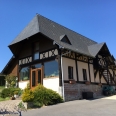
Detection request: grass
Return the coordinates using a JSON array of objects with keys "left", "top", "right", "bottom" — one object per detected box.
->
[
  {"left": 0, "top": 86, "right": 5, "bottom": 92},
  {"left": 0, "top": 97, "right": 10, "bottom": 101},
  {"left": 0, "top": 86, "right": 10, "bottom": 101}
]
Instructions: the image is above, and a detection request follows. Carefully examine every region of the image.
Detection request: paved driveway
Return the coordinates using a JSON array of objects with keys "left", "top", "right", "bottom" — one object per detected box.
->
[{"left": 22, "top": 95, "right": 116, "bottom": 116}]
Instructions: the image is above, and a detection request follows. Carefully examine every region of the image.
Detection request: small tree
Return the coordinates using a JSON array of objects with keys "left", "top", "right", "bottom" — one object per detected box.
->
[{"left": 5, "top": 75, "right": 17, "bottom": 87}]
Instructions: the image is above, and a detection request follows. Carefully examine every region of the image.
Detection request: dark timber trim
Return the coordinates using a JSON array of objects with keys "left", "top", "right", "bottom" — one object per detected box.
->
[
  {"left": 56, "top": 46, "right": 62, "bottom": 86},
  {"left": 88, "top": 59, "right": 91, "bottom": 82},
  {"left": 62, "top": 56, "right": 93, "bottom": 64},
  {"left": 58, "top": 51, "right": 62, "bottom": 86},
  {"left": 99, "top": 70, "right": 101, "bottom": 83},
  {"left": 20, "top": 56, "right": 56, "bottom": 68},
  {"left": 64, "top": 80, "right": 109, "bottom": 85},
  {"left": 17, "top": 64, "right": 20, "bottom": 84},
  {"left": 75, "top": 53, "right": 79, "bottom": 81},
  {"left": 41, "top": 63, "right": 44, "bottom": 84}
]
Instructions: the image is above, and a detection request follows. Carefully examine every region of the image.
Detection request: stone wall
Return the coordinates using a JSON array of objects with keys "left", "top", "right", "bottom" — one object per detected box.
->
[{"left": 64, "top": 83, "right": 102, "bottom": 101}]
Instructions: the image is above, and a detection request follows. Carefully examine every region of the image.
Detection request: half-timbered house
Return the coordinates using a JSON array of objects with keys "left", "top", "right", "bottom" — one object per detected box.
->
[{"left": 1, "top": 14, "right": 116, "bottom": 101}]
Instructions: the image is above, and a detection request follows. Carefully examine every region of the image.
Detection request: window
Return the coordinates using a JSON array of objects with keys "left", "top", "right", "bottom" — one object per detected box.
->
[
  {"left": 33, "top": 42, "right": 39, "bottom": 60},
  {"left": 60, "top": 35, "right": 71, "bottom": 45},
  {"left": 44, "top": 60, "right": 59, "bottom": 78},
  {"left": 32, "top": 63, "right": 41, "bottom": 69},
  {"left": 68, "top": 66, "right": 73, "bottom": 79},
  {"left": 34, "top": 52, "right": 39, "bottom": 60},
  {"left": 20, "top": 67, "right": 30, "bottom": 81},
  {"left": 82, "top": 69, "right": 87, "bottom": 80}
]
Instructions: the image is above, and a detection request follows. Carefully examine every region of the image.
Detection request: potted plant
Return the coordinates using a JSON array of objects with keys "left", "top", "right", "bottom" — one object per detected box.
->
[
  {"left": 98, "top": 83, "right": 102, "bottom": 86},
  {"left": 85, "top": 81, "right": 90, "bottom": 85},
  {"left": 69, "top": 79, "right": 76, "bottom": 84},
  {"left": 14, "top": 91, "right": 19, "bottom": 98}
]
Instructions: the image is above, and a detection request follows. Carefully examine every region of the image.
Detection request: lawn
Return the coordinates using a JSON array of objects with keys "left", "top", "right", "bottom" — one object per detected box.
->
[
  {"left": 0, "top": 97, "right": 10, "bottom": 101},
  {"left": 0, "top": 86, "right": 5, "bottom": 92},
  {"left": 0, "top": 86, "right": 10, "bottom": 101}
]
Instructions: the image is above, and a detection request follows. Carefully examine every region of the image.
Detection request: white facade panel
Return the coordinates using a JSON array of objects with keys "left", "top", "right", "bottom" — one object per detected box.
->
[
  {"left": 101, "top": 76, "right": 107, "bottom": 83},
  {"left": 95, "top": 71, "right": 100, "bottom": 83},
  {"left": 43, "top": 77, "right": 59, "bottom": 93},
  {"left": 109, "top": 69, "right": 113, "bottom": 76},
  {"left": 19, "top": 81, "right": 29, "bottom": 89},
  {"left": 77, "top": 61, "right": 89, "bottom": 81},
  {"left": 62, "top": 57, "right": 77, "bottom": 81},
  {"left": 90, "top": 64, "right": 94, "bottom": 82}
]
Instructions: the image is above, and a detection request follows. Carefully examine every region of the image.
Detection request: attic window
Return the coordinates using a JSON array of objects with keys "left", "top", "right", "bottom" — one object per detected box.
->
[{"left": 60, "top": 35, "right": 71, "bottom": 45}]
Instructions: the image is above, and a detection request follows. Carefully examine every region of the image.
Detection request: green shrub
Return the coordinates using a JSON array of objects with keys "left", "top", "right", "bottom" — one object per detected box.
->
[
  {"left": 22, "top": 84, "right": 63, "bottom": 108},
  {"left": 1, "top": 88, "right": 22, "bottom": 98},
  {"left": 1, "top": 88, "right": 11, "bottom": 98},
  {"left": 22, "top": 87, "right": 34, "bottom": 102},
  {"left": 33, "top": 84, "right": 63, "bottom": 106}
]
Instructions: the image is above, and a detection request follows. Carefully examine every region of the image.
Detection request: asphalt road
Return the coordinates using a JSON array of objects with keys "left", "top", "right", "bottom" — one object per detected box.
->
[{"left": 22, "top": 96, "right": 116, "bottom": 116}]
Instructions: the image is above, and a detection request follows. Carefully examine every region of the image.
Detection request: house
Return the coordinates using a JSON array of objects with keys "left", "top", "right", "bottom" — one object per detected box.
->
[{"left": 1, "top": 14, "right": 116, "bottom": 101}]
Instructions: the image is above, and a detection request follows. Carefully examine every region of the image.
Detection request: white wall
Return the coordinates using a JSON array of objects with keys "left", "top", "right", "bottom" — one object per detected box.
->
[
  {"left": 19, "top": 81, "right": 29, "bottom": 89},
  {"left": 101, "top": 76, "right": 107, "bottom": 83},
  {"left": 77, "top": 61, "right": 89, "bottom": 81},
  {"left": 109, "top": 69, "right": 113, "bottom": 76},
  {"left": 62, "top": 57, "right": 77, "bottom": 81},
  {"left": 95, "top": 71, "right": 100, "bottom": 83},
  {"left": 43, "top": 77, "right": 59, "bottom": 93},
  {"left": 90, "top": 64, "right": 94, "bottom": 82},
  {"left": 18, "top": 77, "right": 59, "bottom": 93}
]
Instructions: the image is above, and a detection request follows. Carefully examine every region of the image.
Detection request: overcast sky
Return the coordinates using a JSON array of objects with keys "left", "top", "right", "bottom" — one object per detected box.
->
[{"left": 0, "top": 0, "right": 116, "bottom": 72}]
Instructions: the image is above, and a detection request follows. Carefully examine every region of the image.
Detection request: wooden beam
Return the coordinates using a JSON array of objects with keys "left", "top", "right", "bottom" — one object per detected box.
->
[
  {"left": 75, "top": 53, "right": 79, "bottom": 81},
  {"left": 58, "top": 50, "right": 62, "bottom": 86},
  {"left": 41, "top": 63, "right": 44, "bottom": 85},
  {"left": 99, "top": 70, "right": 101, "bottom": 83},
  {"left": 88, "top": 59, "right": 91, "bottom": 82},
  {"left": 94, "top": 69, "right": 98, "bottom": 78}
]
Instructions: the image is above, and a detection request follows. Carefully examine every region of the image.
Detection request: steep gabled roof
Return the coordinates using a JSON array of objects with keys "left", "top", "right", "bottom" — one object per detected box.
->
[
  {"left": 88, "top": 42, "right": 105, "bottom": 57},
  {"left": 10, "top": 16, "right": 40, "bottom": 45},
  {"left": 9, "top": 14, "right": 97, "bottom": 57},
  {"left": 1, "top": 56, "right": 16, "bottom": 74},
  {"left": 88, "top": 42, "right": 112, "bottom": 57}
]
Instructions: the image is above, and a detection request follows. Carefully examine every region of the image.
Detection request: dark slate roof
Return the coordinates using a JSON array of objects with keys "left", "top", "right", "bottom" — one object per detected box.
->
[
  {"left": 1, "top": 56, "right": 16, "bottom": 74},
  {"left": 88, "top": 42, "right": 105, "bottom": 57},
  {"left": 10, "top": 16, "right": 39, "bottom": 45},
  {"left": 9, "top": 14, "right": 98, "bottom": 57}
]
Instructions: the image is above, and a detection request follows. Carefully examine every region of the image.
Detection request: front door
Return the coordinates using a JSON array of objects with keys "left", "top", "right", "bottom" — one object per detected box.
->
[{"left": 30, "top": 68, "right": 42, "bottom": 89}]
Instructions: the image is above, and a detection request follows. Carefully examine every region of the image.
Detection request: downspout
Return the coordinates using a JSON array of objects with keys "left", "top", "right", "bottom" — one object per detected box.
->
[
  {"left": 53, "top": 41, "right": 65, "bottom": 100},
  {"left": 61, "top": 51, "right": 71, "bottom": 101},
  {"left": 53, "top": 41, "right": 71, "bottom": 101},
  {"left": 61, "top": 54, "right": 65, "bottom": 100}
]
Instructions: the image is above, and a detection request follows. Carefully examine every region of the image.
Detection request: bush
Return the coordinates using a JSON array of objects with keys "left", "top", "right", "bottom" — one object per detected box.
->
[
  {"left": 102, "top": 86, "right": 115, "bottom": 96},
  {"left": 22, "top": 87, "right": 34, "bottom": 102},
  {"left": 22, "top": 84, "right": 63, "bottom": 108},
  {"left": 1, "top": 88, "right": 11, "bottom": 98},
  {"left": 1, "top": 88, "right": 22, "bottom": 98}
]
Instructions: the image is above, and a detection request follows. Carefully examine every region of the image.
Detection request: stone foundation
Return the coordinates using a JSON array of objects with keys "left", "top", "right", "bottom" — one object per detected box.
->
[{"left": 64, "top": 83, "right": 102, "bottom": 101}]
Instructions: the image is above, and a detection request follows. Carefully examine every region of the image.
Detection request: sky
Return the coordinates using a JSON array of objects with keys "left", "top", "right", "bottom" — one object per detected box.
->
[{"left": 0, "top": 0, "right": 116, "bottom": 72}]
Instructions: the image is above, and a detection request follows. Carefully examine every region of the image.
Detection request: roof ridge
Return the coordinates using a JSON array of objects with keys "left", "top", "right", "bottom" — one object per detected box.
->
[
  {"left": 88, "top": 42, "right": 105, "bottom": 47},
  {"left": 36, "top": 14, "right": 40, "bottom": 32}
]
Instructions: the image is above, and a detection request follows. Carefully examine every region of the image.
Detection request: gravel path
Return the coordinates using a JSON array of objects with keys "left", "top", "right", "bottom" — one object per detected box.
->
[{"left": 0, "top": 100, "right": 22, "bottom": 116}]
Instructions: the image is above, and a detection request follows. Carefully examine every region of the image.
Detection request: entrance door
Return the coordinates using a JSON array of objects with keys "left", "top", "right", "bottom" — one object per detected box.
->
[{"left": 30, "top": 68, "right": 42, "bottom": 89}]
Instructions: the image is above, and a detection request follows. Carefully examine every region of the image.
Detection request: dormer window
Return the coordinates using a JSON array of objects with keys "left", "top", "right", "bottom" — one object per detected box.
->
[
  {"left": 60, "top": 35, "right": 71, "bottom": 45},
  {"left": 33, "top": 42, "right": 39, "bottom": 60}
]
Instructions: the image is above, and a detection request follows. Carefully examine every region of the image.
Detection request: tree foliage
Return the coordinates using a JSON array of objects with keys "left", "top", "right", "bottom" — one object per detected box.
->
[{"left": 5, "top": 75, "right": 17, "bottom": 87}]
